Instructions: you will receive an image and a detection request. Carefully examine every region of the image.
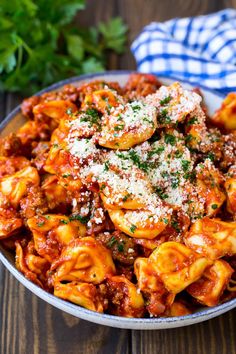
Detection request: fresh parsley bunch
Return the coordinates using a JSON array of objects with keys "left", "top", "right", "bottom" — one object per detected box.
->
[{"left": 0, "top": 0, "right": 127, "bottom": 95}]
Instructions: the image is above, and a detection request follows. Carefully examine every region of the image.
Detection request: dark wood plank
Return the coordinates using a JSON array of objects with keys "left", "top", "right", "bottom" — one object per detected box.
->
[{"left": 131, "top": 309, "right": 236, "bottom": 354}]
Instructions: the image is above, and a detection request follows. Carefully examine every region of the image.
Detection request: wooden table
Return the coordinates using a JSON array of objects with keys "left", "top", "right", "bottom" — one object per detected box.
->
[{"left": 1, "top": 1, "right": 236, "bottom": 353}]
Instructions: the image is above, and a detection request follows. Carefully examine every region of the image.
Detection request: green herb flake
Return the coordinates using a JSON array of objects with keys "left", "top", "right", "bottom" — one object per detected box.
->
[
  {"left": 130, "top": 224, "right": 137, "bottom": 233},
  {"left": 186, "top": 116, "right": 198, "bottom": 126},
  {"left": 104, "top": 161, "right": 110, "bottom": 171},
  {"left": 160, "top": 95, "right": 172, "bottom": 105},
  {"left": 158, "top": 109, "right": 172, "bottom": 124},
  {"left": 211, "top": 204, "right": 218, "bottom": 210},
  {"left": 163, "top": 218, "right": 169, "bottom": 225},
  {"left": 107, "top": 236, "right": 117, "bottom": 248},
  {"left": 206, "top": 152, "right": 215, "bottom": 162},
  {"left": 114, "top": 124, "right": 125, "bottom": 131},
  {"left": 37, "top": 221, "right": 45, "bottom": 227},
  {"left": 164, "top": 134, "right": 176, "bottom": 146},
  {"left": 181, "top": 160, "right": 191, "bottom": 172},
  {"left": 69, "top": 214, "right": 89, "bottom": 224},
  {"left": 60, "top": 219, "right": 69, "bottom": 224},
  {"left": 123, "top": 193, "right": 131, "bottom": 202},
  {"left": 117, "top": 243, "right": 124, "bottom": 252},
  {"left": 171, "top": 220, "right": 181, "bottom": 233}
]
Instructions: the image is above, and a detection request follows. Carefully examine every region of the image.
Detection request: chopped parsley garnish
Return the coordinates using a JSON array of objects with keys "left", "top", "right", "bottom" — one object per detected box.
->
[
  {"left": 163, "top": 218, "right": 169, "bottom": 225},
  {"left": 107, "top": 236, "right": 125, "bottom": 252},
  {"left": 175, "top": 150, "right": 183, "bottom": 158},
  {"left": 160, "top": 95, "right": 172, "bottom": 105},
  {"left": 184, "top": 170, "right": 196, "bottom": 183},
  {"left": 164, "top": 134, "right": 176, "bottom": 146},
  {"left": 132, "top": 104, "right": 141, "bottom": 112},
  {"left": 155, "top": 186, "right": 168, "bottom": 199},
  {"left": 148, "top": 145, "right": 165, "bottom": 158},
  {"left": 80, "top": 108, "right": 101, "bottom": 127},
  {"left": 128, "top": 150, "right": 148, "bottom": 172},
  {"left": 107, "top": 236, "right": 117, "bottom": 248},
  {"left": 185, "top": 134, "right": 193, "bottom": 143},
  {"left": 114, "top": 124, "right": 125, "bottom": 131},
  {"left": 171, "top": 220, "right": 181, "bottom": 233},
  {"left": 181, "top": 160, "right": 191, "bottom": 172},
  {"left": 158, "top": 109, "right": 171, "bottom": 124},
  {"left": 123, "top": 193, "right": 131, "bottom": 202},
  {"left": 171, "top": 178, "right": 179, "bottom": 189},
  {"left": 117, "top": 243, "right": 124, "bottom": 252},
  {"left": 69, "top": 214, "right": 89, "bottom": 224},
  {"left": 186, "top": 116, "right": 198, "bottom": 126},
  {"left": 104, "top": 161, "right": 110, "bottom": 171},
  {"left": 62, "top": 173, "right": 71, "bottom": 178},
  {"left": 130, "top": 224, "right": 137, "bottom": 233},
  {"left": 60, "top": 219, "right": 69, "bottom": 224},
  {"left": 100, "top": 183, "right": 106, "bottom": 190},
  {"left": 211, "top": 204, "right": 218, "bottom": 210},
  {"left": 206, "top": 152, "right": 215, "bottom": 162},
  {"left": 37, "top": 221, "right": 45, "bottom": 227}
]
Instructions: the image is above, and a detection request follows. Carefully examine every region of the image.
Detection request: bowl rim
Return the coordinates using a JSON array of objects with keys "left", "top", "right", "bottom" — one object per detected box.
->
[{"left": 0, "top": 70, "right": 235, "bottom": 329}]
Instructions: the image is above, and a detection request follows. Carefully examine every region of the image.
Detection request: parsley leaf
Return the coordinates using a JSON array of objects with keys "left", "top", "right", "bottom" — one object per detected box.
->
[
  {"left": 0, "top": 2, "right": 127, "bottom": 95},
  {"left": 164, "top": 134, "right": 176, "bottom": 146}
]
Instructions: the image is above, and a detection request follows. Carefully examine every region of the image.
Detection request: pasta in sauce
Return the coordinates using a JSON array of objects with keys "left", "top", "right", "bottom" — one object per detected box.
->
[{"left": 0, "top": 73, "right": 236, "bottom": 318}]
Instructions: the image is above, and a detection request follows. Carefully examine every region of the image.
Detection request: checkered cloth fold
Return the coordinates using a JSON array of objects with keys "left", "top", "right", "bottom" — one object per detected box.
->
[{"left": 131, "top": 9, "right": 236, "bottom": 95}]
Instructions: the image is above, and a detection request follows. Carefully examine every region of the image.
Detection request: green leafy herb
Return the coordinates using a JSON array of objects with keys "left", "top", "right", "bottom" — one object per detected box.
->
[
  {"left": 186, "top": 117, "right": 198, "bottom": 126},
  {"left": 80, "top": 108, "right": 101, "bottom": 128},
  {"left": 117, "top": 243, "right": 124, "bottom": 252},
  {"left": 158, "top": 109, "right": 171, "bottom": 124},
  {"left": 181, "top": 160, "right": 191, "bottom": 172},
  {"left": 211, "top": 204, "right": 218, "bottom": 210},
  {"left": 114, "top": 124, "right": 125, "bottom": 131},
  {"left": 206, "top": 152, "right": 215, "bottom": 162},
  {"left": 69, "top": 214, "right": 89, "bottom": 224},
  {"left": 160, "top": 95, "right": 172, "bottom": 105},
  {"left": 123, "top": 193, "right": 131, "bottom": 202},
  {"left": 37, "top": 221, "right": 45, "bottom": 227},
  {"left": 147, "top": 145, "right": 165, "bottom": 158},
  {"left": 0, "top": 1, "right": 127, "bottom": 94},
  {"left": 60, "top": 219, "right": 69, "bottom": 224},
  {"left": 107, "top": 236, "right": 117, "bottom": 248},
  {"left": 155, "top": 186, "right": 168, "bottom": 200},
  {"left": 130, "top": 224, "right": 137, "bottom": 233},
  {"left": 164, "top": 134, "right": 176, "bottom": 146},
  {"left": 171, "top": 220, "right": 181, "bottom": 233},
  {"left": 163, "top": 218, "right": 169, "bottom": 225},
  {"left": 104, "top": 161, "right": 110, "bottom": 171},
  {"left": 128, "top": 150, "right": 148, "bottom": 172}
]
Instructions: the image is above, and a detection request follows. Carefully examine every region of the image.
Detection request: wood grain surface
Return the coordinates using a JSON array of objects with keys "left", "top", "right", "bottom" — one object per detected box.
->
[{"left": 1, "top": 1, "right": 236, "bottom": 353}]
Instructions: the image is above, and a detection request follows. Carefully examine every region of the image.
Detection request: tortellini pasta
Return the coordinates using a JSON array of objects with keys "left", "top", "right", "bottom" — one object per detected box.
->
[
  {"left": 27, "top": 214, "right": 86, "bottom": 262},
  {"left": 185, "top": 217, "right": 236, "bottom": 260},
  {"left": 54, "top": 281, "right": 104, "bottom": 312},
  {"left": 148, "top": 242, "right": 212, "bottom": 294},
  {"left": 0, "top": 166, "right": 40, "bottom": 208},
  {"left": 51, "top": 237, "right": 116, "bottom": 284},
  {"left": 187, "top": 260, "right": 233, "bottom": 306}
]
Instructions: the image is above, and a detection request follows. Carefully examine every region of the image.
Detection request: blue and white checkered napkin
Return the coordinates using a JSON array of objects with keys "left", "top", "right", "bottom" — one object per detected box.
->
[{"left": 131, "top": 9, "right": 236, "bottom": 95}]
